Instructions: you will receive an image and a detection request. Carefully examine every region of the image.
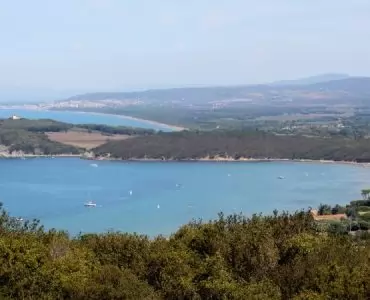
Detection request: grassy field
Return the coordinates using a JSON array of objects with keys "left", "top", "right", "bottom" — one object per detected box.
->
[{"left": 47, "top": 130, "right": 130, "bottom": 149}]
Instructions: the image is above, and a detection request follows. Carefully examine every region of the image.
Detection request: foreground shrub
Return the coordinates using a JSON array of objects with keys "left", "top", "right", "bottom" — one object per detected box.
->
[{"left": 1, "top": 203, "right": 370, "bottom": 299}]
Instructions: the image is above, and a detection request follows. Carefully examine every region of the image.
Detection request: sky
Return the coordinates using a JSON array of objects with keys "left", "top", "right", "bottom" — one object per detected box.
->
[{"left": 0, "top": 0, "right": 369, "bottom": 101}]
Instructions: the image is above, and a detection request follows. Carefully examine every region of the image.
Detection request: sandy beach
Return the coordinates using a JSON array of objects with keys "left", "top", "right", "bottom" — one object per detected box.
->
[
  {"left": 0, "top": 107, "right": 187, "bottom": 131},
  {"left": 64, "top": 110, "right": 187, "bottom": 131}
]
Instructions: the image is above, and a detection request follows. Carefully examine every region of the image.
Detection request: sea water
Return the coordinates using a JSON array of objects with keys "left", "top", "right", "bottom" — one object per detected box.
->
[
  {"left": 0, "top": 109, "right": 174, "bottom": 131},
  {"left": 0, "top": 158, "right": 369, "bottom": 236}
]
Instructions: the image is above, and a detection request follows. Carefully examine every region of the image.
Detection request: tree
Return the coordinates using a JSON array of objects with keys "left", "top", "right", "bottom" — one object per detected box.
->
[
  {"left": 318, "top": 204, "right": 332, "bottom": 215},
  {"left": 361, "top": 189, "right": 370, "bottom": 200},
  {"left": 2, "top": 194, "right": 370, "bottom": 299},
  {"left": 331, "top": 204, "right": 346, "bottom": 215}
]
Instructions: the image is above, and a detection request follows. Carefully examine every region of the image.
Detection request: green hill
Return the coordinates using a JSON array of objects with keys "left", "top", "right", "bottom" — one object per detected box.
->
[
  {"left": 0, "top": 118, "right": 157, "bottom": 156},
  {"left": 94, "top": 130, "right": 370, "bottom": 162},
  {"left": 0, "top": 119, "right": 79, "bottom": 155}
]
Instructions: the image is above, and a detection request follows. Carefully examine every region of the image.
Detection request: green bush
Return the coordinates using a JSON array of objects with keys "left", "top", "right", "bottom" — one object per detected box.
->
[
  {"left": 350, "top": 200, "right": 370, "bottom": 207},
  {"left": 358, "top": 220, "right": 370, "bottom": 230},
  {"left": 331, "top": 204, "right": 346, "bottom": 214},
  {"left": 357, "top": 206, "right": 370, "bottom": 212},
  {"left": 1, "top": 202, "right": 370, "bottom": 299},
  {"left": 327, "top": 221, "right": 348, "bottom": 234},
  {"left": 359, "top": 212, "right": 370, "bottom": 222}
]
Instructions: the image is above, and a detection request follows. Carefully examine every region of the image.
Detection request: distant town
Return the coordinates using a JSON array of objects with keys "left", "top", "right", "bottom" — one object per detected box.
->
[{"left": 0, "top": 99, "right": 143, "bottom": 110}]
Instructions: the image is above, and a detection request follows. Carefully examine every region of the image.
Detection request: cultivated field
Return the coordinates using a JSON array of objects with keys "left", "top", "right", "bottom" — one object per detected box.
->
[{"left": 47, "top": 131, "right": 130, "bottom": 149}]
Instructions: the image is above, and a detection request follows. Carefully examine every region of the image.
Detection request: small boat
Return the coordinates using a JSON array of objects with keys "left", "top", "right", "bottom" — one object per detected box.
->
[
  {"left": 129, "top": 190, "right": 133, "bottom": 196},
  {"left": 277, "top": 176, "right": 285, "bottom": 179},
  {"left": 90, "top": 163, "right": 98, "bottom": 168},
  {"left": 84, "top": 201, "right": 97, "bottom": 207},
  {"left": 157, "top": 204, "right": 160, "bottom": 209}
]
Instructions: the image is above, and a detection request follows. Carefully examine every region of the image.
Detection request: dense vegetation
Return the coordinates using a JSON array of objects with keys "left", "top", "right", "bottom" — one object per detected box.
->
[
  {"left": 1, "top": 201, "right": 370, "bottom": 299},
  {"left": 316, "top": 189, "right": 370, "bottom": 232},
  {"left": 4, "top": 118, "right": 370, "bottom": 161},
  {"left": 76, "top": 124, "right": 155, "bottom": 136},
  {"left": 0, "top": 118, "right": 73, "bottom": 132},
  {"left": 0, "top": 119, "right": 78, "bottom": 155},
  {"left": 0, "top": 129, "right": 80, "bottom": 155},
  {"left": 94, "top": 130, "right": 370, "bottom": 161},
  {"left": 0, "top": 118, "right": 155, "bottom": 155},
  {"left": 54, "top": 105, "right": 346, "bottom": 131},
  {"left": 0, "top": 118, "right": 155, "bottom": 136}
]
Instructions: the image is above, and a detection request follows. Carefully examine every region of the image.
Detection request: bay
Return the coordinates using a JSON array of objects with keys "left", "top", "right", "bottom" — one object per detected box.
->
[
  {"left": 0, "top": 158, "right": 369, "bottom": 236},
  {"left": 0, "top": 109, "right": 174, "bottom": 131}
]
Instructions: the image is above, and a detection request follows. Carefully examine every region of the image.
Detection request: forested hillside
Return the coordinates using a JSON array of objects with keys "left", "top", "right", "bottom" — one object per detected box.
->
[
  {"left": 0, "top": 118, "right": 155, "bottom": 155},
  {"left": 0, "top": 129, "right": 80, "bottom": 155},
  {"left": 1, "top": 202, "right": 370, "bottom": 299},
  {"left": 94, "top": 130, "right": 370, "bottom": 162}
]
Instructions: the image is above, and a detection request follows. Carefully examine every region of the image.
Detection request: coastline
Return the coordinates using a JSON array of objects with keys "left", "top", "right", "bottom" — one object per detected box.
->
[
  {"left": 0, "top": 107, "right": 186, "bottom": 131},
  {"left": 1, "top": 153, "right": 370, "bottom": 167},
  {"left": 0, "top": 107, "right": 369, "bottom": 166},
  {"left": 0, "top": 153, "right": 81, "bottom": 159},
  {"left": 58, "top": 110, "right": 187, "bottom": 131},
  {"left": 84, "top": 156, "right": 370, "bottom": 167}
]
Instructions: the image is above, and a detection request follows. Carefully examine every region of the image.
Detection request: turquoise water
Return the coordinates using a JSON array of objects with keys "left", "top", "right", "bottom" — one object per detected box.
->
[
  {"left": 1, "top": 158, "right": 369, "bottom": 236},
  {"left": 0, "top": 109, "right": 174, "bottom": 131},
  {"left": 1, "top": 109, "right": 370, "bottom": 236}
]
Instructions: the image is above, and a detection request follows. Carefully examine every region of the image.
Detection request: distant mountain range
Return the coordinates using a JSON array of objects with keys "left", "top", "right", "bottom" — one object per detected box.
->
[
  {"left": 60, "top": 74, "right": 370, "bottom": 106},
  {"left": 269, "top": 73, "right": 351, "bottom": 86}
]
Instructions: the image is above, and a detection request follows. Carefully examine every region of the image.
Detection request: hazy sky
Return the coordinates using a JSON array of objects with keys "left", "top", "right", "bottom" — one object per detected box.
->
[{"left": 0, "top": 0, "right": 369, "bottom": 100}]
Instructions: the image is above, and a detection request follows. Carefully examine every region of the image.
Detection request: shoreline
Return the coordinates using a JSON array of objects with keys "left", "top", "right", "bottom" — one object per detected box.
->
[
  {"left": 57, "top": 110, "right": 187, "bottom": 132},
  {"left": 0, "top": 107, "right": 186, "bottom": 131},
  {"left": 0, "top": 154, "right": 81, "bottom": 159},
  {"left": 85, "top": 156, "right": 370, "bottom": 167},
  {"left": 1, "top": 154, "right": 370, "bottom": 167}
]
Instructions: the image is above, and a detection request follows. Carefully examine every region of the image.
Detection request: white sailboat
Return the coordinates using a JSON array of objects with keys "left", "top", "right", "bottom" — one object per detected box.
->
[{"left": 84, "top": 200, "right": 97, "bottom": 207}]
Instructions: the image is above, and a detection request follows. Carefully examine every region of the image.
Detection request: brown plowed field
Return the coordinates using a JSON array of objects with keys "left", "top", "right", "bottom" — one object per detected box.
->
[{"left": 47, "top": 131, "right": 130, "bottom": 149}]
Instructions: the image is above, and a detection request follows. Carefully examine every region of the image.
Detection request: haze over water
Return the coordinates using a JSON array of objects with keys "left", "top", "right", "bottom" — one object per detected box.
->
[{"left": 1, "top": 158, "right": 370, "bottom": 236}]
